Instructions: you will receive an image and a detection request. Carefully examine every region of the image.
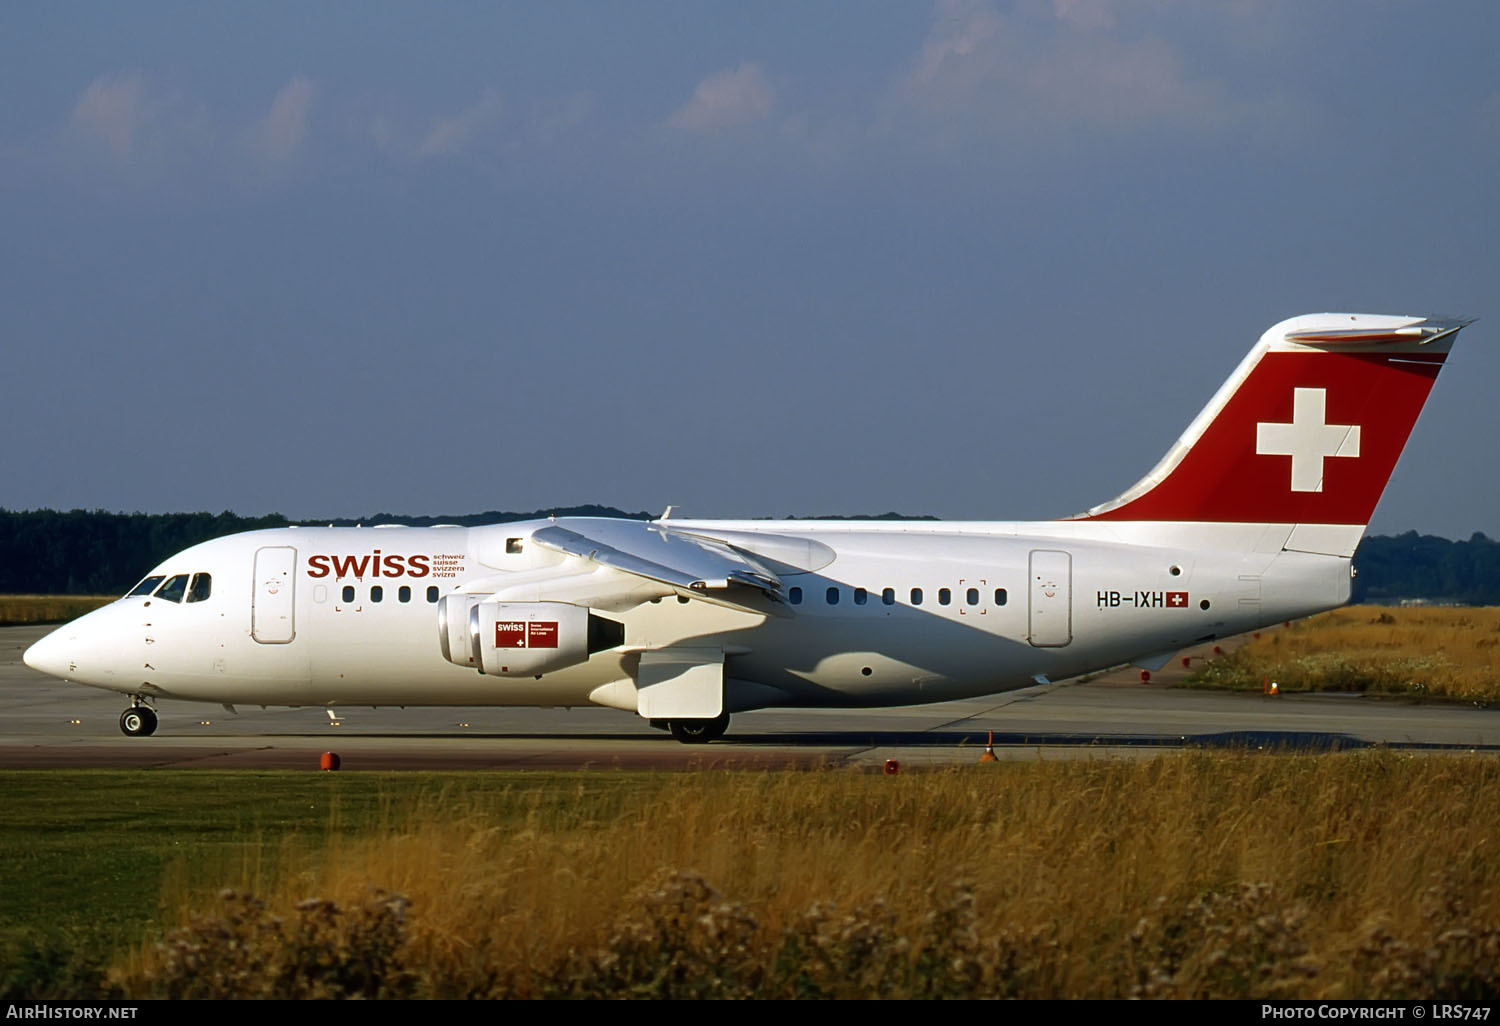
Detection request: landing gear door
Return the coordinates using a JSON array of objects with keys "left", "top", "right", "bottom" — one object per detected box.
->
[
  {"left": 1028, "top": 549, "right": 1072, "bottom": 648},
  {"left": 252, "top": 546, "right": 297, "bottom": 644},
  {"left": 636, "top": 648, "right": 724, "bottom": 719}
]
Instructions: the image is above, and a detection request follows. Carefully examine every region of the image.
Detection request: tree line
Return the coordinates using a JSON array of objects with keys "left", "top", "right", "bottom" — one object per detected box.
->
[{"left": 1, "top": 508, "right": 1495, "bottom": 604}]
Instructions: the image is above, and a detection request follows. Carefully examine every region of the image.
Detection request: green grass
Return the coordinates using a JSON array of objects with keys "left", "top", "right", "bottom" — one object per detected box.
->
[
  {"left": 0, "top": 772, "right": 380, "bottom": 975},
  {"left": 0, "top": 771, "right": 656, "bottom": 959}
]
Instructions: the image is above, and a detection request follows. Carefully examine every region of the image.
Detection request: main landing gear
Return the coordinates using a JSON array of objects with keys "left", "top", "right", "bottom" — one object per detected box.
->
[
  {"left": 119, "top": 701, "right": 157, "bottom": 737},
  {"left": 667, "top": 712, "right": 730, "bottom": 745}
]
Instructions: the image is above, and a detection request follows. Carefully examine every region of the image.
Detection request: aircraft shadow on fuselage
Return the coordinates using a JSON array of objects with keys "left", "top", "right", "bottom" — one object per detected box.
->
[{"left": 644, "top": 566, "right": 1077, "bottom": 707}]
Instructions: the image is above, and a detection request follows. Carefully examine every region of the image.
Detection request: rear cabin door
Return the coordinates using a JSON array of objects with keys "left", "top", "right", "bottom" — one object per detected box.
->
[
  {"left": 1027, "top": 549, "right": 1072, "bottom": 647},
  {"left": 252, "top": 546, "right": 297, "bottom": 644}
]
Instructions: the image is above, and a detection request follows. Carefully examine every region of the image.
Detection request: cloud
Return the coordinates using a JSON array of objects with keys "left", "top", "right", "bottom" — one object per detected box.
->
[
  {"left": 246, "top": 77, "right": 317, "bottom": 168},
  {"left": 667, "top": 63, "right": 774, "bottom": 131},
  {"left": 68, "top": 73, "right": 149, "bottom": 162},
  {"left": 901, "top": 0, "right": 1005, "bottom": 109},
  {"left": 1050, "top": 0, "right": 1115, "bottom": 30},
  {"left": 528, "top": 91, "right": 597, "bottom": 146},
  {"left": 887, "top": 0, "right": 1272, "bottom": 149},
  {"left": 417, "top": 89, "right": 504, "bottom": 158},
  {"left": 64, "top": 72, "right": 214, "bottom": 173}
]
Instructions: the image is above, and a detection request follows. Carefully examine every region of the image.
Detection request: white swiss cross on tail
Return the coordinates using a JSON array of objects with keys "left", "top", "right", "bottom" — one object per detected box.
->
[{"left": 1254, "top": 387, "right": 1361, "bottom": 493}]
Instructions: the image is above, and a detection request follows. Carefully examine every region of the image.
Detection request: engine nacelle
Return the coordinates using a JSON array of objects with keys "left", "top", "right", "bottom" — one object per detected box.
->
[
  {"left": 438, "top": 597, "right": 624, "bottom": 677},
  {"left": 471, "top": 600, "right": 588, "bottom": 677}
]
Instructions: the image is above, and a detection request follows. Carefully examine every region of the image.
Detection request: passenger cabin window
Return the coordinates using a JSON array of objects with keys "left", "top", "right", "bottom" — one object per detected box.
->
[
  {"left": 187, "top": 573, "right": 212, "bottom": 603},
  {"left": 966, "top": 588, "right": 979, "bottom": 606},
  {"left": 426, "top": 586, "right": 439, "bottom": 603},
  {"left": 911, "top": 587, "right": 923, "bottom": 605},
  {"left": 129, "top": 575, "right": 165, "bottom": 597},
  {"left": 155, "top": 574, "right": 190, "bottom": 603},
  {"left": 995, "top": 588, "right": 1008, "bottom": 606},
  {"left": 342, "top": 585, "right": 356, "bottom": 603},
  {"left": 826, "top": 587, "right": 840, "bottom": 605},
  {"left": 938, "top": 588, "right": 951, "bottom": 606},
  {"left": 399, "top": 585, "right": 411, "bottom": 603},
  {"left": 882, "top": 587, "right": 895, "bottom": 605},
  {"left": 788, "top": 586, "right": 802, "bottom": 605},
  {"left": 854, "top": 587, "right": 868, "bottom": 606},
  {"left": 370, "top": 585, "right": 383, "bottom": 603}
]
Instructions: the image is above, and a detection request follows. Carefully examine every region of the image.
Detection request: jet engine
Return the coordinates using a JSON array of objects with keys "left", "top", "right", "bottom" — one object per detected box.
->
[{"left": 437, "top": 596, "right": 623, "bottom": 677}]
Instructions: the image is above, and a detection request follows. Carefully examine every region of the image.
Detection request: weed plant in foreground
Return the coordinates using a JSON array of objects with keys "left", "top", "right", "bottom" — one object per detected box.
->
[
  {"left": 107, "top": 754, "right": 1500, "bottom": 999},
  {"left": 1189, "top": 605, "right": 1500, "bottom": 702}
]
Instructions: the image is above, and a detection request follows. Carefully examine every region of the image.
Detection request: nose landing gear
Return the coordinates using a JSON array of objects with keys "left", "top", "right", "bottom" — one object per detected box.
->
[{"left": 119, "top": 702, "right": 158, "bottom": 737}]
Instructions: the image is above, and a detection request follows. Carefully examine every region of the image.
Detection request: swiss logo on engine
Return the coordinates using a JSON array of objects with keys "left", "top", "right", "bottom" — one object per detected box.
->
[{"left": 494, "top": 621, "right": 560, "bottom": 649}]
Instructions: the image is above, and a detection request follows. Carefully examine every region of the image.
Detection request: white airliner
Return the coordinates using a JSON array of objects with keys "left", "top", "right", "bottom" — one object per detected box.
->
[{"left": 24, "top": 313, "right": 1472, "bottom": 742}]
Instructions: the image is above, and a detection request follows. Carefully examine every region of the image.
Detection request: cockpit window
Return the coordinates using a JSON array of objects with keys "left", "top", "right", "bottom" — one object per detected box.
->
[
  {"left": 128, "top": 575, "right": 165, "bottom": 597},
  {"left": 155, "top": 574, "right": 190, "bottom": 603},
  {"left": 187, "top": 573, "right": 212, "bottom": 603}
]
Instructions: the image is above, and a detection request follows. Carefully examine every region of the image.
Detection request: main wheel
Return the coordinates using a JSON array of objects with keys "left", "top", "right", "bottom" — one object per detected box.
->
[
  {"left": 668, "top": 712, "right": 730, "bottom": 744},
  {"left": 119, "top": 707, "right": 157, "bottom": 737}
]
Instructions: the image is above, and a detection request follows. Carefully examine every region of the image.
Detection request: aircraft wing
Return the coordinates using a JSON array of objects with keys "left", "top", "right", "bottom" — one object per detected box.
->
[{"left": 530, "top": 520, "right": 786, "bottom": 613}]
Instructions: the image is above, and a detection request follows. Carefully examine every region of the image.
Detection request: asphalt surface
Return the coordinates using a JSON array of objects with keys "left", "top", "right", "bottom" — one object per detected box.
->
[{"left": 3, "top": 624, "right": 1498, "bottom": 770}]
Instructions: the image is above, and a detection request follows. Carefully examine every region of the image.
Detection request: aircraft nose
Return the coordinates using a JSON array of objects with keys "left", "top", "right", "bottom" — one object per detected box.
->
[{"left": 23, "top": 627, "right": 74, "bottom": 679}]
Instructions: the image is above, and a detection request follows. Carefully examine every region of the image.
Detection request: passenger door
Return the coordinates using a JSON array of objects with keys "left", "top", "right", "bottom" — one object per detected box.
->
[
  {"left": 1027, "top": 549, "right": 1072, "bottom": 647},
  {"left": 252, "top": 546, "right": 297, "bottom": 644}
]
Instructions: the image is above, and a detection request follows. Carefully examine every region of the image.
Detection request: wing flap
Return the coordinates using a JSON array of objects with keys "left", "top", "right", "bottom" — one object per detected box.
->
[{"left": 530, "top": 520, "right": 786, "bottom": 613}]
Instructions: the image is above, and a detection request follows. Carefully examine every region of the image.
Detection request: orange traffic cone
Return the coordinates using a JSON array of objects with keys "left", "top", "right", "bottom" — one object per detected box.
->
[{"left": 979, "top": 730, "right": 998, "bottom": 763}]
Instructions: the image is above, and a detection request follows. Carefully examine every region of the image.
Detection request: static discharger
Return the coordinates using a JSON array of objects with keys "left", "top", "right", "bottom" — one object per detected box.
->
[{"left": 979, "top": 730, "right": 998, "bottom": 764}]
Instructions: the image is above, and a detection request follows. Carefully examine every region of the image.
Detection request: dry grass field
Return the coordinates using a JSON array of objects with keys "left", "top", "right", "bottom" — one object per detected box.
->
[
  {"left": 1191, "top": 605, "right": 1500, "bottom": 703},
  {"left": 113, "top": 755, "right": 1500, "bottom": 999},
  {"left": 0, "top": 595, "right": 112, "bottom": 626}
]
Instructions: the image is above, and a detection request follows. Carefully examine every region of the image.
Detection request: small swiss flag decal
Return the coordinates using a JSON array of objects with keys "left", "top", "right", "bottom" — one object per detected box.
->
[{"left": 1167, "top": 592, "right": 1188, "bottom": 608}]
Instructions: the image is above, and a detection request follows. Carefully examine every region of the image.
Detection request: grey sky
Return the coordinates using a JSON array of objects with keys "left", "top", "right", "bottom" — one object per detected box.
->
[{"left": 3, "top": 1, "right": 1497, "bottom": 537}]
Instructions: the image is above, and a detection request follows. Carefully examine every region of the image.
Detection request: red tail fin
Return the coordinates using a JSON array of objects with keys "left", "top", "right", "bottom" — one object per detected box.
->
[{"left": 1079, "top": 313, "right": 1471, "bottom": 527}]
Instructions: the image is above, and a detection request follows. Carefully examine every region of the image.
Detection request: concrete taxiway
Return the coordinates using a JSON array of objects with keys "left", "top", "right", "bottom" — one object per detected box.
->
[{"left": 3, "top": 624, "right": 1498, "bottom": 770}]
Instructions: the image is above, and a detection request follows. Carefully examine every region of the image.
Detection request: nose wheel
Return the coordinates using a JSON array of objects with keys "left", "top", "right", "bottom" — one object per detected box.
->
[{"left": 119, "top": 706, "right": 158, "bottom": 737}]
